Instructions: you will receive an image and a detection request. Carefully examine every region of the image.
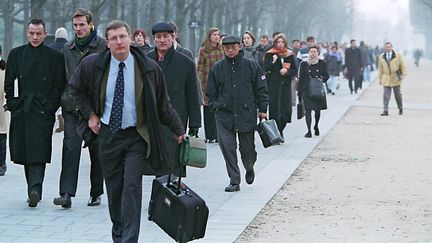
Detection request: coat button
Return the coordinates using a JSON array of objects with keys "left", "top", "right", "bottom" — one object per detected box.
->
[
  {"left": 234, "top": 114, "right": 238, "bottom": 117},
  {"left": 233, "top": 84, "right": 236, "bottom": 88}
]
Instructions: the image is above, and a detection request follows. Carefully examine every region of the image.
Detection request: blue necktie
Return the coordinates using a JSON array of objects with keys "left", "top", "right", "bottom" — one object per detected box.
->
[{"left": 109, "top": 62, "right": 125, "bottom": 133}]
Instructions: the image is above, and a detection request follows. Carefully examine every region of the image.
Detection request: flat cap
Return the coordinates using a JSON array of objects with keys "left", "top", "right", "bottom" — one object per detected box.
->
[
  {"left": 222, "top": 35, "right": 240, "bottom": 45},
  {"left": 152, "top": 22, "right": 174, "bottom": 35}
]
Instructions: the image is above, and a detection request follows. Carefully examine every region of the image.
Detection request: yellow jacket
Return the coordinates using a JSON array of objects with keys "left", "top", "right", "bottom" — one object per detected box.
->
[{"left": 378, "top": 51, "right": 407, "bottom": 87}]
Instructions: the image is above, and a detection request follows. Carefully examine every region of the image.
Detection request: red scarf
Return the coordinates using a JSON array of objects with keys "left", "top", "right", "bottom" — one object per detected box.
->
[{"left": 265, "top": 47, "right": 292, "bottom": 58}]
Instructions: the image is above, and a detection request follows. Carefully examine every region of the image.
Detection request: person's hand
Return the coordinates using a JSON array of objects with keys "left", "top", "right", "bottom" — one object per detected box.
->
[
  {"left": 176, "top": 134, "right": 187, "bottom": 144},
  {"left": 279, "top": 68, "right": 288, "bottom": 76},
  {"left": 272, "top": 54, "right": 278, "bottom": 63},
  {"left": 379, "top": 80, "right": 382, "bottom": 85},
  {"left": 88, "top": 113, "right": 100, "bottom": 135},
  {"left": 400, "top": 74, "right": 406, "bottom": 80},
  {"left": 188, "top": 128, "right": 199, "bottom": 137},
  {"left": 258, "top": 112, "right": 267, "bottom": 119}
]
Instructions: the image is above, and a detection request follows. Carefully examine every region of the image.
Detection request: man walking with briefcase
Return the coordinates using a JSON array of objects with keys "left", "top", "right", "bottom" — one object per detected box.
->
[{"left": 207, "top": 35, "right": 268, "bottom": 192}]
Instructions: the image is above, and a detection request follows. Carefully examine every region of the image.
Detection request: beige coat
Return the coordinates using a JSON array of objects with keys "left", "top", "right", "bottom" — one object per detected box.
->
[
  {"left": 378, "top": 51, "right": 407, "bottom": 87},
  {"left": 0, "top": 69, "right": 10, "bottom": 134}
]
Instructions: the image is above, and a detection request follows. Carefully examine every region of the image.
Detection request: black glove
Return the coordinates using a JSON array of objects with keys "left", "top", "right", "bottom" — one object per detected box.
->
[{"left": 188, "top": 128, "right": 199, "bottom": 137}]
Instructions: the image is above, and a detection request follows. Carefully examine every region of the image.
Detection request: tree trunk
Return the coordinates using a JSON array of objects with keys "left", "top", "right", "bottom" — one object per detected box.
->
[
  {"left": 2, "top": 0, "right": 15, "bottom": 59},
  {"left": 31, "top": 0, "right": 47, "bottom": 19},
  {"left": 130, "top": 0, "right": 138, "bottom": 31}
]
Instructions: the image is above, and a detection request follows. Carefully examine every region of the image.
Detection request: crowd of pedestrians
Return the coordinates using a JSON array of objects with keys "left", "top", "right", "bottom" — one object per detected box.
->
[{"left": 0, "top": 8, "right": 408, "bottom": 242}]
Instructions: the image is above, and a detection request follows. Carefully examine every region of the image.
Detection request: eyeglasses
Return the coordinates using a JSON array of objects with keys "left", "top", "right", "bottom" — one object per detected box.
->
[{"left": 108, "top": 34, "right": 129, "bottom": 42}]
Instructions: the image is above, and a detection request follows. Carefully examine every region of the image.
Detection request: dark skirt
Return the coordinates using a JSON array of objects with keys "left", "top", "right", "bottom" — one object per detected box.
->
[{"left": 301, "top": 90, "right": 327, "bottom": 111}]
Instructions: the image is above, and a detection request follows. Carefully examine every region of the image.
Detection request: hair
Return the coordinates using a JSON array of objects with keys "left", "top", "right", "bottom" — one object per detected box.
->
[
  {"left": 27, "top": 19, "right": 46, "bottom": 31},
  {"left": 350, "top": 39, "right": 356, "bottom": 44},
  {"left": 0, "top": 60, "right": 6, "bottom": 71},
  {"left": 260, "top": 34, "right": 268, "bottom": 40},
  {"left": 105, "top": 20, "right": 130, "bottom": 39},
  {"left": 201, "top": 27, "right": 220, "bottom": 51},
  {"left": 385, "top": 41, "right": 392, "bottom": 46},
  {"left": 306, "top": 36, "right": 315, "bottom": 42},
  {"left": 133, "top": 28, "right": 146, "bottom": 38},
  {"left": 272, "top": 32, "right": 281, "bottom": 38},
  {"left": 168, "top": 22, "right": 180, "bottom": 43},
  {"left": 272, "top": 33, "right": 288, "bottom": 48},
  {"left": 242, "top": 31, "right": 256, "bottom": 45},
  {"left": 72, "top": 8, "right": 93, "bottom": 24},
  {"left": 292, "top": 39, "right": 300, "bottom": 43},
  {"left": 330, "top": 45, "right": 338, "bottom": 50}
]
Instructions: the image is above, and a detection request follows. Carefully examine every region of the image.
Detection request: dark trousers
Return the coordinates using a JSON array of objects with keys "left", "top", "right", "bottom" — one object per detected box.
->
[
  {"left": 0, "top": 134, "right": 6, "bottom": 167},
  {"left": 24, "top": 163, "right": 46, "bottom": 198},
  {"left": 216, "top": 119, "right": 256, "bottom": 185},
  {"left": 203, "top": 106, "right": 217, "bottom": 140},
  {"left": 59, "top": 110, "right": 104, "bottom": 197},
  {"left": 347, "top": 74, "right": 361, "bottom": 93},
  {"left": 383, "top": 85, "right": 402, "bottom": 112},
  {"left": 98, "top": 124, "right": 147, "bottom": 243}
]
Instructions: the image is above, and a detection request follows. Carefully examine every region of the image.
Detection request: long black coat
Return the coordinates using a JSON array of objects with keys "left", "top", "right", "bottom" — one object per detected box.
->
[
  {"left": 207, "top": 53, "right": 268, "bottom": 133},
  {"left": 69, "top": 46, "right": 184, "bottom": 175},
  {"left": 148, "top": 46, "right": 201, "bottom": 176},
  {"left": 264, "top": 52, "right": 297, "bottom": 125},
  {"left": 5, "top": 43, "right": 65, "bottom": 164},
  {"left": 345, "top": 47, "right": 363, "bottom": 78},
  {"left": 298, "top": 60, "right": 329, "bottom": 111}
]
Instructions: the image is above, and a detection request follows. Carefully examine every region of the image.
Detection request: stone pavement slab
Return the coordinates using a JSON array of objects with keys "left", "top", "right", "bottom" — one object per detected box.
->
[{"left": 0, "top": 68, "right": 376, "bottom": 242}]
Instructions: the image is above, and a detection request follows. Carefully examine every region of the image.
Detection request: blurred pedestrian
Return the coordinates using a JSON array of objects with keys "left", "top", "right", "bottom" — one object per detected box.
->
[
  {"left": 344, "top": 39, "right": 363, "bottom": 94},
  {"left": 298, "top": 46, "right": 329, "bottom": 138},
  {"left": 414, "top": 48, "right": 422, "bottom": 67},
  {"left": 264, "top": 33, "right": 297, "bottom": 139},
  {"left": 242, "top": 31, "right": 263, "bottom": 68},
  {"left": 324, "top": 45, "right": 343, "bottom": 95},
  {"left": 256, "top": 34, "right": 270, "bottom": 54},
  {"left": 197, "top": 27, "right": 224, "bottom": 143},
  {"left": 207, "top": 35, "right": 268, "bottom": 192},
  {"left": 0, "top": 45, "right": 8, "bottom": 176},
  {"left": 169, "top": 22, "right": 194, "bottom": 60},
  {"left": 378, "top": 42, "right": 407, "bottom": 116},
  {"left": 133, "top": 28, "right": 152, "bottom": 54},
  {"left": 4, "top": 19, "right": 65, "bottom": 207}
]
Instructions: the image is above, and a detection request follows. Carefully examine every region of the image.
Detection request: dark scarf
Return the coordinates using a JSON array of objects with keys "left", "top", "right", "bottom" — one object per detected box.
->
[{"left": 75, "top": 29, "right": 97, "bottom": 50}]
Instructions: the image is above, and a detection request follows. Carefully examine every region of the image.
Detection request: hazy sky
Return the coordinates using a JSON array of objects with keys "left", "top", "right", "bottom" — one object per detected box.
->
[{"left": 356, "top": 0, "right": 408, "bottom": 26}]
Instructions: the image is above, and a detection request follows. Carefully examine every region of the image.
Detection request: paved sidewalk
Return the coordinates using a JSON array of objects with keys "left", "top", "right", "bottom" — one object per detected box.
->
[{"left": 0, "top": 65, "right": 376, "bottom": 242}]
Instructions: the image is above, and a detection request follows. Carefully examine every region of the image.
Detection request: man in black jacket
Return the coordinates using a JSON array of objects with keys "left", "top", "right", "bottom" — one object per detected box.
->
[
  {"left": 69, "top": 20, "right": 185, "bottom": 243},
  {"left": 344, "top": 39, "right": 363, "bottom": 94},
  {"left": 207, "top": 35, "right": 268, "bottom": 192},
  {"left": 147, "top": 22, "right": 201, "bottom": 177}
]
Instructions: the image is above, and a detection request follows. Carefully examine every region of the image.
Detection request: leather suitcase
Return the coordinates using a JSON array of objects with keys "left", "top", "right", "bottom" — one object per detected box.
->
[{"left": 148, "top": 175, "right": 209, "bottom": 243}]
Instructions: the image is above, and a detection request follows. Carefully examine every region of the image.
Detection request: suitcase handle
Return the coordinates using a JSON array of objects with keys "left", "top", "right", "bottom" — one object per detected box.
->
[{"left": 167, "top": 138, "right": 185, "bottom": 195}]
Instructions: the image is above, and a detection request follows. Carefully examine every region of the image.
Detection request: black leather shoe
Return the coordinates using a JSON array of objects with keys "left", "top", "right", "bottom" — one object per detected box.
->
[
  {"left": 399, "top": 109, "right": 403, "bottom": 115},
  {"left": 28, "top": 191, "right": 40, "bottom": 208},
  {"left": 53, "top": 193, "right": 72, "bottom": 208},
  {"left": 380, "top": 111, "right": 389, "bottom": 116},
  {"left": 87, "top": 196, "right": 101, "bottom": 206},
  {"left": 304, "top": 131, "right": 312, "bottom": 138},
  {"left": 245, "top": 169, "right": 255, "bottom": 185},
  {"left": 314, "top": 127, "right": 320, "bottom": 136},
  {"left": 224, "top": 184, "right": 240, "bottom": 192}
]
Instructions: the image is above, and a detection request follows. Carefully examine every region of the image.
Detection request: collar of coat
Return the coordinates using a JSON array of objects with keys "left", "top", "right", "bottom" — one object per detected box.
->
[
  {"left": 382, "top": 50, "right": 396, "bottom": 60},
  {"left": 95, "top": 46, "right": 155, "bottom": 73}
]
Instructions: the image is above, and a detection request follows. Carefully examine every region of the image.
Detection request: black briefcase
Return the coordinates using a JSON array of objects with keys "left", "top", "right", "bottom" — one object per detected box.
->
[
  {"left": 256, "top": 119, "right": 284, "bottom": 148},
  {"left": 148, "top": 174, "right": 209, "bottom": 243}
]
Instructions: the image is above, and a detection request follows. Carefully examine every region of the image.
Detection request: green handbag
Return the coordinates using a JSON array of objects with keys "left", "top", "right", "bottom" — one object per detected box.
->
[{"left": 179, "top": 136, "right": 207, "bottom": 168}]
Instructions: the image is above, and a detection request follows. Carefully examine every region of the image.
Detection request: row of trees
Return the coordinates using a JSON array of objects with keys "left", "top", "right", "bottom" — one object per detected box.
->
[
  {"left": 410, "top": 0, "right": 432, "bottom": 58},
  {"left": 1, "top": 0, "right": 354, "bottom": 59}
]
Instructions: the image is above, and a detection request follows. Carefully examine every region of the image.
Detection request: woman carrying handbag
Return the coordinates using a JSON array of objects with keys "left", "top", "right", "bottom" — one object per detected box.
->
[{"left": 298, "top": 46, "right": 329, "bottom": 138}]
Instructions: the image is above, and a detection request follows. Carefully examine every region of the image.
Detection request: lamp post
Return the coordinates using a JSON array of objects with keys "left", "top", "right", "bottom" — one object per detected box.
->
[{"left": 189, "top": 19, "right": 200, "bottom": 57}]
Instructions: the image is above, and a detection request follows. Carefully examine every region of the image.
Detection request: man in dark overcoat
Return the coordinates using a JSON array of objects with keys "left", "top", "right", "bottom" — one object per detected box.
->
[
  {"left": 69, "top": 20, "right": 185, "bottom": 243},
  {"left": 54, "top": 8, "right": 107, "bottom": 209},
  {"left": 147, "top": 22, "right": 201, "bottom": 177},
  {"left": 4, "top": 19, "right": 66, "bottom": 207},
  {"left": 344, "top": 39, "right": 364, "bottom": 94},
  {"left": 207, "top": 35, "right": 268, "bottom": 192}
]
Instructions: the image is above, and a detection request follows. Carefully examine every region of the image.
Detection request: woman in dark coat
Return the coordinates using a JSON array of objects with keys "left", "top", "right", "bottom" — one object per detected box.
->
[
  {"left": 298, "top": 46, "right": 329, "bottom": 138},
  {"left": 264, "top": 33, "right": 297, "bottom": 138}
]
